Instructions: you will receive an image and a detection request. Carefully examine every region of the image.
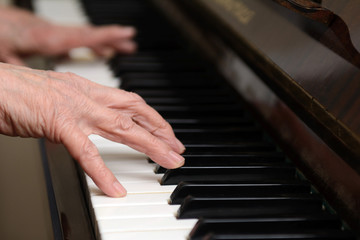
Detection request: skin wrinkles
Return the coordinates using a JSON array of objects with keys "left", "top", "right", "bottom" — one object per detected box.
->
[{"left": 0, "top": 6, "right": 185, "bottom": 197}]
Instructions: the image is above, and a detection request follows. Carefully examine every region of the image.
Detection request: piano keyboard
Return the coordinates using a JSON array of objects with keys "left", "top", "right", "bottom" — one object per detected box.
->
[{"left": 33, "top": 0, "right": 356, "bottom": 239}]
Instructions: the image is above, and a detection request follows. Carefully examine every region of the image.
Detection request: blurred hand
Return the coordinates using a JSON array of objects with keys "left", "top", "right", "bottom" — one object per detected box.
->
[
  {"left": 0, "top": 63, "right": 185, "bottom": 197},
  {"left": 0, "top": 6, "right": 136, "bottom": 65}
]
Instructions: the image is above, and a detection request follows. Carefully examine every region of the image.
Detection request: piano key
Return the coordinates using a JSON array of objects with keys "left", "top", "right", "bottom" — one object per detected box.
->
[
  {"left": 87, "top": 177, "right": 176, "bottom": 196},
  {"left": 55, "top": 59, "right": 120, "bottom": 88},
  {"left": 143, "top": 96, "right": 236, "bottom": 105},
  {"left": 180, "top": 152, "right": 284, "bottom": 159},
  {"left": 153, "top": 104, "right": 244, "bottom": 114},
  {"left": 182, "top": 143, "right": 278, "bottom": 153},
  {"left": 128, "top": 88, "right": 230, "bottom": 97},
  {"left": 86, "top": 171, "right": 162, "bottom": 185},
  {"left": 202, "top": 230, "right": 357, "bottom": 240},
  {"left": 120, "top": 71, "right": 216, "bottom": 82},
  {"left": 166, "top": 117, "right": 253, "bottom": 126},
  {"left": 94, "top": 204, "right": 179, "bottom": 219},
  {"left": 39, "top": 0, "right": 356, "bottom": 239},
  {"left": 89, "top": 134, "right": 144, "bottom": 155},
  {"left": 101, "top": 229, "right": 191, "bottom": 240},
  {"left": 160, "top": 165, "right": 296, "bottom": 185},
  {"left": 170, "top": 182, "right": 311, "bottom": 204},
  {"left": 177, "top": 196, "right": 324, "bottom": 219},
  {"left": 189, "top": 214, "right": 345, "bottom": 239},
  {"left": 97, "top": 217, "right": 197, "bottom": 233},
  {"left": 102, "top": 158, "right": 154, "bottom": 173},
  {"left": 113, "top": 61, "right": 205, "bottom": 74},
  {"left": 34, "top": 0, "right": 88, "bottom": 25},
  {"left": 154, "top": 153, "right": 286, "bottom": 173},
  {"left": 91, "top": 193, "right": 171, "bottom": 207},
  {"left": 174, "top": 130, "right": 264, "bottom": 142}
]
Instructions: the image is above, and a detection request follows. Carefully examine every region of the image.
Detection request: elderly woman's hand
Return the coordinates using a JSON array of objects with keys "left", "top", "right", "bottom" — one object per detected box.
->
[
  {"left": 0, "top": 63, "right": 185, "bottom": 197},
  {"left": 0, "top": 6, "right": 136, "bottom": 65}
]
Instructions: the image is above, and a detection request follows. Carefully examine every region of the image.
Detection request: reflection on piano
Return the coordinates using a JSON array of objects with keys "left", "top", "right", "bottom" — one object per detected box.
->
[{"left": 31, "top": 0, "right": 360, "bottom": 239}]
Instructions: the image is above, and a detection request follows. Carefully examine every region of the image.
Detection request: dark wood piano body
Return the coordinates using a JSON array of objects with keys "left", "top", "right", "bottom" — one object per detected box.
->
[
  {"left": 153, "top": 0, "right": 360, "bottom": 230},
  {"left": 33, "top": 0, "right": 360, "bottom": 239}
]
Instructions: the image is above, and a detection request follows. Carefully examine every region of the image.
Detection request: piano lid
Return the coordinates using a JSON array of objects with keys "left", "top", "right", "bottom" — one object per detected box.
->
[{"left": 177, "top": 0, "right": 360, "bottom": 173}]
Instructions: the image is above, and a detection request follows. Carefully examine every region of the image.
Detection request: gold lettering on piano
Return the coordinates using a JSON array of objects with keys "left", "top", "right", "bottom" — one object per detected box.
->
[{"left": 213, "top": 0, "right": 255, "bottom": 25}]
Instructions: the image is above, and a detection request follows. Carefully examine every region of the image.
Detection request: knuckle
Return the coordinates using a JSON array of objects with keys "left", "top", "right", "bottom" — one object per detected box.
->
[
  {"left": 78, "top": 140, "right": 109, "bottom": 179},
  {"left": 93, "top": 161, "right": 109, "bottom": 179},
  {"left": 115, "top": 115, "right": 135, "bottom": 131},
  {"left": 81, "top": 140, "right": 99, "bottom": 161},
  {"left": 151, "top": 120, "right": 171, "bottom": 135},
  {"left": 158, "top": 120, "right": 171, "bottom": 130},
  {"left": 146, "top": 135, "right": 161, "bottom": 148},
  {"left": 127, "top": 91, "right": 145, "bottom": 103}
]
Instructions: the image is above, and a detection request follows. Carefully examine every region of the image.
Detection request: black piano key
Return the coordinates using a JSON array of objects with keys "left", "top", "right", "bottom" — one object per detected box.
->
[
  {"left": 202, "top": 230, "right": 356, "bottom": 240},
  {"left": 129, "top": 88, "right": 229, "bottom": 97},
  {"left": 180, "top": 152, "right": 284, "bottom": 160},
  {"left": 177, "top": 195, "right": 323, "bottom": 219},
  {"left": 121, "top": 78, "right": 213, "bottom": 89},
  {"left": 170, "top": 181, "right": 311, "bottom": 204},
  {"left": 119, "top": 71, "right": 215, "bottom": 81},
  {"left": 160, "top": 165, "right": 296, "bottom": 185},
  {"left": 166, "top": 117, "right": 253, "bottom": 126},
  {"left": 115, "top": 54, "right": 199, "bottom": 65},
  {"left": 83, "top": 1, "right": 357, "bottom": 238},
  {"left": 154, "top": 152, "right": 285, "bottom": 173},
  {"left": 115, "top": 51, "right": 197, "bottom": 62},
  {"left": 143, "top": 96, "right": 236, "bottom": 105},
  {"left": 182, "top": 143, "right": 278, "bottom": 153},
  {"left": 113, "top": 60, "right": 205, "bottom": 74},
  {"left": 153, "top": 104, "right": 243, "bottom": 113},
  {"left": 121, "top": 79, "right": 219, "bottom": 91},
  {"left": 189, "top": 215, "right": 346, "bottom": 239},
  {"left": 170, "top": 120, "right": 255, "bottom": 129},
  {"left": 174, "top": 129, "right": 263, "bottom": 143}
]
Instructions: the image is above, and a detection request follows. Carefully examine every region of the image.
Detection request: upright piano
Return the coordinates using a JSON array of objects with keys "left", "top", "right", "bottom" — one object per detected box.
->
[{"left": 10, "top": 0, "right": 360, "bottom": 239}]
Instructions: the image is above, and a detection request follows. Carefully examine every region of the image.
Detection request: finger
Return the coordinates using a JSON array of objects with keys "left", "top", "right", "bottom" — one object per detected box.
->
[
  {"left": 107, "top": 40, "right": 137, "bottom": 54},
  {"left": 87, "top": 86, "right": 185, "bottom": 154},
  {"left": 0, "top": 51, "right": 26, "bottom": 66},
  {"left": 52, "top": 71, "right": 185, "bottom": 154},
  {"left": 60, "top": 124, "right": 126, "bottom": 197},
  {"left": 46, "top": 25, "right": 136, "bottom": 55},
  {"left": 91, "top": 46, "right": 116, "bottom": 58},
  {"left": 94, "top": 110, "right": 185, "bottom": 169}
]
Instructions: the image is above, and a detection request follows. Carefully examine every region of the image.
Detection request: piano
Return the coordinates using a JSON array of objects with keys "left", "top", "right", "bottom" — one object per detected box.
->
[{"left": 6, "top": 0, "right": 360, "bottom": 239}]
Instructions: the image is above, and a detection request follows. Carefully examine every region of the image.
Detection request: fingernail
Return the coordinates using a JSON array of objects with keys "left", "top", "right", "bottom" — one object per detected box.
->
[
  {"left": 113, "top": 181, "right": 127, "bottom": 197},
  {"left": 123, "top": 26, "right": 136, "bottom": 35},
  {"left": 175, "top": 138, "right": 186, "bottom": 153},
  {"left": 103, "top": 48, "right": 115, "bottom": 58},
  {"left": 169, "top": 150, "right": 185, "bottom": 167}
]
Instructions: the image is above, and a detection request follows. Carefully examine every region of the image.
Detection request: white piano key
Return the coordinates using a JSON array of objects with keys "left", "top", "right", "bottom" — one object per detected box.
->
[
  {"left": 94, "top": 204, "right": 179, "bottom": 219},
  {"left": 91, "top": 193, "right": 171, "bottom": 207},
  {"left": 101, "top": 229, "right": 191, "bottom": 240},
  {"left": 97, "top": 217, "right": 197, "bottom": 233},
  {"left": 33, "top": 0, "right": 88, "bottom": 25},
  {"left": 88, "top": 180, "right": 176, "bottom": 196},
  {"left": 55, "top": 59, "right": 120, "bottom": 88},
  {"left": 33, "top": 1, "right": 192, "bottom": 237},
  {"left": 89, "top": 135, "right": 144, "bottom": 156},
  {"left": 86, "top": 172, "right": 163, "bottom": 185},
  {"left": 103, "top": 158, "right": 155, "bottom": 173}
]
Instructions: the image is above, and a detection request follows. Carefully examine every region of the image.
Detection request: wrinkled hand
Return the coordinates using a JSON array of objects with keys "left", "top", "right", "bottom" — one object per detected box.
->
[
  {"left": 0, "top": 6, "right": 136, "bottom": 65},
  {"left": 0, "top": 63, "right": 185, "bottom": 197}
]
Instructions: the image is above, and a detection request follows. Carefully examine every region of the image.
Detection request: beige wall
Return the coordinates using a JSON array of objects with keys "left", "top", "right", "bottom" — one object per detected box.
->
[{"left": 0, "top": 136, "right": 54, "bottom": 240}]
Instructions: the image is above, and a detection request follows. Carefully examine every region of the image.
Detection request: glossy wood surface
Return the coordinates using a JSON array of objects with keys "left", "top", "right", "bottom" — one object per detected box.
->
[
  {"left": 177, "top": 0, "right": 360, "bottom": 173},
  {"left": 151, "top": 0, "right": 360, "bottom": 233}
]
